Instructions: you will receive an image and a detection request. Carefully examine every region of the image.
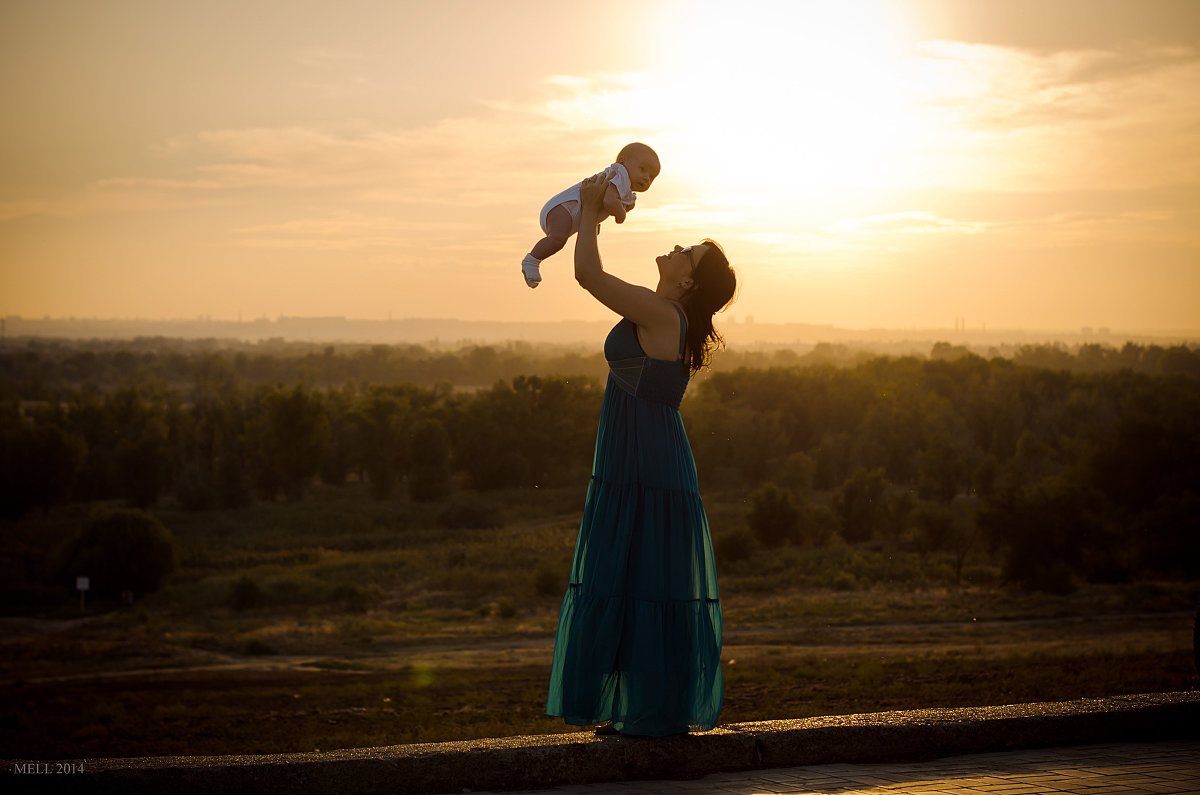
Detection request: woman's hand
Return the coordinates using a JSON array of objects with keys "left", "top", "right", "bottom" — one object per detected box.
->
[{"left": 578, "top": 171, "right": 612, "bottom": 221}]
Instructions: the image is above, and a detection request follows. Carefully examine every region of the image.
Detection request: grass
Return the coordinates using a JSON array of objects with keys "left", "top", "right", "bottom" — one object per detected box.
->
[
  {"left": 3, "top": 648, "right": 1193, "bottom": 759},
  {"left": 1, "top": 480, "right": 1197, "bottom": 759}
]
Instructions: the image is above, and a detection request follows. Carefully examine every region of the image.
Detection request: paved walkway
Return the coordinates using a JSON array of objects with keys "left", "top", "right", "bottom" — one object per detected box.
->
[{"left": 474, "top": 739, "right": 1200, "bottom": 795}]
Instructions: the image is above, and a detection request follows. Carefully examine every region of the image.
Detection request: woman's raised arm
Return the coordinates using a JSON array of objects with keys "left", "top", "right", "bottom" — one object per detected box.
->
[{"left": 574, "top": 173, "right": 678, "bottom": 331}]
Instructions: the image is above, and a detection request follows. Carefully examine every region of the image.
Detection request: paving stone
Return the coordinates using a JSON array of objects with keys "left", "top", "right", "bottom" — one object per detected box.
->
[{"left": 472, "top": 739, "right": 1200, "bottom": 795}]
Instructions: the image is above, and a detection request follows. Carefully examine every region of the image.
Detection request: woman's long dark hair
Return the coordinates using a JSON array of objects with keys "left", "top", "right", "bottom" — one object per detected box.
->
[{"left": 681, "top": 239, "right": 737, "bottom": 376}]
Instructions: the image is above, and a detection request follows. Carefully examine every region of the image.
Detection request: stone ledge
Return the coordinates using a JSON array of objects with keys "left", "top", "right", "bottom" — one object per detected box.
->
[{"left": 8, "top": 692, "right": 1199, "bottom": 794}]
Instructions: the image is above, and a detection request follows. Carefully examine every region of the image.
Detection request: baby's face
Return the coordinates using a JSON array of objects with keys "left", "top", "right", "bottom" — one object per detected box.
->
[{"left": 621, "top": 153, "right": 660, "bottom": 192}]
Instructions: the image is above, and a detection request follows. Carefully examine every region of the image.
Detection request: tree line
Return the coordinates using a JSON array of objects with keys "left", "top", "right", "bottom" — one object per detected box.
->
[
  {"left": 699, "top": 354, "right": 1198, "bottom": 589},
  {"left": 3, "top": 336, "right": 1197, "bottom": 399},
  {"left": 2, "top": 340, "right": 1197, "bottom": 591}
]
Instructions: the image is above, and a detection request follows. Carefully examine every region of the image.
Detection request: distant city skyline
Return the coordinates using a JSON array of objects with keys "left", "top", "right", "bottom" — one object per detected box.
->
[{"left": 2, "top": 0, "right": 1198, "bottom": 331}]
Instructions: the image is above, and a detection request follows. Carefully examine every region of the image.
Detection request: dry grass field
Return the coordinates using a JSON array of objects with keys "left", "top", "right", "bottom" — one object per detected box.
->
[{"left": 2, "top": 483, "right": 1196, "bottom": 760}]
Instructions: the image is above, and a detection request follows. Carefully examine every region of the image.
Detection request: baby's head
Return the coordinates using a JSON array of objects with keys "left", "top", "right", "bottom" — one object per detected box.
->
[{"left": 617, "top": 142, "right": 660, "bottom": 192}]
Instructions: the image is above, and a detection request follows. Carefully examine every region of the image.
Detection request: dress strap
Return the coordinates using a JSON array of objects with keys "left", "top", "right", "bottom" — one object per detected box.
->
[{"left": 674, "top": 304, "right": 688, "bottom": 361}]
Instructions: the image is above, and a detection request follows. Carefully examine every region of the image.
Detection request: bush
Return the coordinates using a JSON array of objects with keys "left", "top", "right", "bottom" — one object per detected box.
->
[
  {"left": 533, "top": 564, "right": 563, "bottom": 597},
  {"left": 241, "top": 638, "right": 278, "bottom": 656},
  {"left": 797, "top": 502, "right": 838, "bottom": 548},
  {"left": 913, "top": 501, "right": 954, "bottom": 553},
  {"left": 716, "top": 526, "right": 757, "bottom": 561},
  {"left": 437, "top": 495, "right": 503, "bottom": 529},
  {"left": 56, "top": 508, "right": 177, "bottom": 599},
  {"left": 767, "top": 451, "right": 815, "bottom": 491},
  {"left": 176, "top": 463, "right": 217, "bottom": 512},
  {"left": 265, "top": 573, "right": 329, "bottom": 606},
  {"left": 746, "top": 483, "right": 800, "bottom": 546},
  {"left": 330, "top": 583, "right": 373, "bottom": 613},
  {"left": 229, "top": 575, "right": 265, "bottom": 611}
]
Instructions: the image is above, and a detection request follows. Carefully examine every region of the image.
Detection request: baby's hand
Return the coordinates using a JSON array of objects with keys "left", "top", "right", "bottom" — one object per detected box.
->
[
  {"left": 579, "top": 171, "right": 612, "bottom": 216},
  {"left": 603, "top": 183, "right": 627, "bottom": 224}
]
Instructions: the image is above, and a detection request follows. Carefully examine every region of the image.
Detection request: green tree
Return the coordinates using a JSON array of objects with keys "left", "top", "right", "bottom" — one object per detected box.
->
[
  {"left": 65, "top": 391, "right": 119, "bottom": 500},
  {"left": 453, "top": 381, "right": 528, "bottom": 490},
  {"left": 814, "top": 432, "right": 857, "bottom": 491},
  {"left": 913, "top": 500, "right": 953, "bottom": 554},
  {"left": 105, "top": 385, "right": 175, "bottom": 508},
  {"left": 980, "top": 477, "right": 1100, "bottom": 594},
  {"left": 881, "top": 488, "right": 916, "bottom": 544},
  {"left": 0, "top": 405, "right": 84, "bottom": 518},
  {"left": 176, "top": 361, "right": 251, "bottom": 510},
  {"left": 114, "top": 416, "right": 172, "bottom": 508},
  {"left": 352, "top": 388, "right": 410, "bottom": 499},
  {"left": 796, "top": 500, "right": 838, "bottom": 548},
  {"left": 319, "top": 385, "right": 357, "bottom": 486},
  {"left": 999, "top": 431, "right": 1057, "bottom": 494},
  {"left": 409, "top": 417, "right": 452, "bottom": 502},
  {"left": 249, "top": 384, "right": 329, "bottom": 500},
  {"left": 767, "top": 450, "right": 816, "bottom": 492},
  {"left": 746, "top": 482, "right": 800, "bottom": 546},
  {"left": 832, "top": 467, "right": 887, "bottom": 543},
  {"left": 1134, "top": 492, "right": 1200, "bottom": 580},
  {"left": 917, "top": 436, "right": 969, "bottom": 503},
  {"left": 914, "top": 496, "right": 979, "bottom": 582},
  {"left": 56, "top": 508, "right": 177, "bottom": 599}
]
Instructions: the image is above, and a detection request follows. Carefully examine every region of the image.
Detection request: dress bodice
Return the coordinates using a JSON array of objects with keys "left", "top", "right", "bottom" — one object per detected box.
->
[{"left": 603, "top": 305, "right": 690, "bottom": 410}]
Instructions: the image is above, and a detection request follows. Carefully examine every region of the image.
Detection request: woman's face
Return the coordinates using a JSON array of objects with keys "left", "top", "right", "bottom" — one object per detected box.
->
[{"left": 657, "top": 243, "right": 707, "bottom": 286}]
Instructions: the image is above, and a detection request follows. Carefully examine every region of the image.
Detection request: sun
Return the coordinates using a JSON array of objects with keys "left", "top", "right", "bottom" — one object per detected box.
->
[{"left": 643, "top": 0, "right": 931, "bottom": 209}]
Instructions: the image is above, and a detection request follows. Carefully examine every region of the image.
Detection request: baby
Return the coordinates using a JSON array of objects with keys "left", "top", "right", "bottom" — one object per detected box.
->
[{"left": 522, "top": 142, "right": 660, "bottom": 288}]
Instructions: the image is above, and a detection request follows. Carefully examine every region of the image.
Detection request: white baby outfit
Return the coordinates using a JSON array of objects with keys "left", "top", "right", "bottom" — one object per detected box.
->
[{"left": 539, "top": 163, "right": 636, "bottom": 234}]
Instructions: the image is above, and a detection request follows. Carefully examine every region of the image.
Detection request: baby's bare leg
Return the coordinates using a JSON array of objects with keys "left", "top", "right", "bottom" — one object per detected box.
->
[
  {"left": 523, "top": 205, "right": 574, "bottom": 288},
  {"left": 531, "top": 205, "right": 573, "bottom": 260}
]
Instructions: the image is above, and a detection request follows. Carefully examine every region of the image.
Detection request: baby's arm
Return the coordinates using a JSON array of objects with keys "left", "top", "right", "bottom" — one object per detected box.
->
[{"left": 602, "top": 182, "right": 628, "bottom": 223}]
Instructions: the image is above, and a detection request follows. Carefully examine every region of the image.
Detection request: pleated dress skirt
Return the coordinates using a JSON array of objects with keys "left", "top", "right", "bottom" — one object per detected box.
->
[{"left": 545, "top": 362, "right": 724, "bottom": 736}]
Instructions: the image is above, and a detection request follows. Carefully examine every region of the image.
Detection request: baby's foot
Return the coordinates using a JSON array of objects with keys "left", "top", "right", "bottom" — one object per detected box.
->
[{"left": 522, "top": 254, "right": 542, "bottom": 288}]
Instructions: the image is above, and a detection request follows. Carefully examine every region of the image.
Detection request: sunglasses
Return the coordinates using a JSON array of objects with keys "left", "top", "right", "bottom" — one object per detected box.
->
[{"left": 679, "top": 246, "right": 698, "bottom": 270}]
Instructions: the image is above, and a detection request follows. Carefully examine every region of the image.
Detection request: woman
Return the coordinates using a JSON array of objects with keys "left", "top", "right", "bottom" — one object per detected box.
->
[{"left": 545, "top": 171, "right": 738, "bottom": 736}]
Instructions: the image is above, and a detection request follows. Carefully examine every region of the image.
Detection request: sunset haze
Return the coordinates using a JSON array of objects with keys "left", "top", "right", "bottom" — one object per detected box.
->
[{"left": 2, "top": 0, "right": 1198, "bottom": 334}]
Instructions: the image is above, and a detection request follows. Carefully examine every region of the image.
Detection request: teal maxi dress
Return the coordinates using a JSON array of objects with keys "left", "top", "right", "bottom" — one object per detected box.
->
[{"left": 546, "top": 305, "right": 724, "bottom": 736}]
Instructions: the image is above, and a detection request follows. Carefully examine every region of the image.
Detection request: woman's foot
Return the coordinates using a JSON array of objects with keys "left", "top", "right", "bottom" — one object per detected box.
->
[{"left": 593, "top": 722, "right": 619, "bottom": 736}]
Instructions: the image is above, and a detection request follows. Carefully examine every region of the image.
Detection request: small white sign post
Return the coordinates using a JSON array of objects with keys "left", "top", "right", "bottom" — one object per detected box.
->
[{"left": 76, "top": 576, "right": 90, "bottom": 611}]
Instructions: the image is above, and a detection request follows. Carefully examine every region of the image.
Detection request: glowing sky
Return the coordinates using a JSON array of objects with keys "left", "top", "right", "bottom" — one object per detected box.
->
[{"left": 2, "top": 0, "right": 1198, "bottom": 331}]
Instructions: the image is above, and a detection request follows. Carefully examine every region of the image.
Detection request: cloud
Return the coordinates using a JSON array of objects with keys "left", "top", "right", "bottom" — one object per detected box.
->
[
  {"left": 910, "top": 41, "right": 1200, "bottom": 190},
  {"left": 829, "top": 211, "right": 992, "bottom": 236},
  {"left": 235, "top": 212, "right": 457, "bottom": 250},
  {"left": 291, "top": 46, "right": 383, "bottom": 96},
  {"left": 5, "top": 35, "right": 1195, "bottom": 282},
  {"left": 294, "top": 47, "right": 367, "bottom": 68},
  {"left": 6, "top": 113, "right": 599, "bottom": 223},
  {"left": 0, "top": 201, "right": 49, "bottom": 223}
]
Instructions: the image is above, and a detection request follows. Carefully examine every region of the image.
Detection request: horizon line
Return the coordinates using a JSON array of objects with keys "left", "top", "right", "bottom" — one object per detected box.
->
[{"left": 3, "top": 315, "right": 1199, "bottom": 341}]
